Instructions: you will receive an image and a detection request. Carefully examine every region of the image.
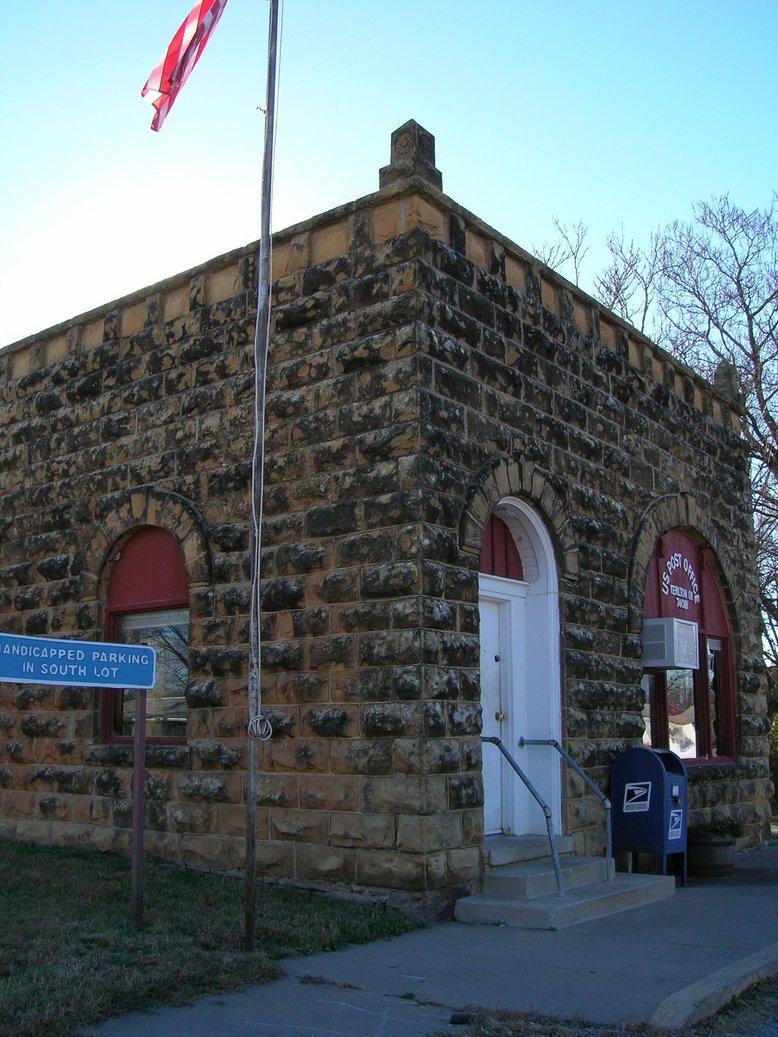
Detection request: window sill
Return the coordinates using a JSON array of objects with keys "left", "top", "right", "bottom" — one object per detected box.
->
[{"left": 686, "top": 758, "right": 738, "bottom": 779}]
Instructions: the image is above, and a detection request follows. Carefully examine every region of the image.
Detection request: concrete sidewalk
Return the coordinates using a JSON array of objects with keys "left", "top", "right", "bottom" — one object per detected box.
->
[{"left": 85, "top": 843, "right": 778, "bottom": 1037}]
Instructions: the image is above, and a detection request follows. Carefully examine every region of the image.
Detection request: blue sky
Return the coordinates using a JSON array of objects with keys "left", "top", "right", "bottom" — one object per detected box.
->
[{"left": 1, "top": 0, "right": 776, "bottom": 347}]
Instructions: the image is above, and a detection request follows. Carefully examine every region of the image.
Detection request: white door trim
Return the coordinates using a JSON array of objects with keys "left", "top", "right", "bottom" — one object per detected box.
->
[{"left": 479, "top": 497, "right": 562, "bottom": 837}]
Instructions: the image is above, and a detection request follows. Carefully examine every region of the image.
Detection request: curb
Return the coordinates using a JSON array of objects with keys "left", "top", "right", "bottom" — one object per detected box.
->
[{"left": 649, "top": 942, "right": 778, "bottom": 1030}]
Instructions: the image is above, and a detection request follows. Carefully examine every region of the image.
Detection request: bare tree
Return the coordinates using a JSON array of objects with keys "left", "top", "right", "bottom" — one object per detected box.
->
[
  {"left": 533, "top": 217, "right": 590, "bottom": 287},
  {"left": 753, "top": 460, "right": 778, "bottom": 686},
  {"left": 539, "top": 195, "right": 778, "bottom": 669},
  {"left": 657, "top": 196, "right": 778, "bottom": 670},
  {"left": 658, "top": 195, "right": 778, "bottom": 467},
  {"left": 594, "top": 227, "right": 663, "bottom": 336}
]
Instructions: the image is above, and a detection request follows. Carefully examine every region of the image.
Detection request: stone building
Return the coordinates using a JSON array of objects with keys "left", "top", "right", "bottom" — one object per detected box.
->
[{"left": 0, "top": 122, "right": 771, "bottom": 914}]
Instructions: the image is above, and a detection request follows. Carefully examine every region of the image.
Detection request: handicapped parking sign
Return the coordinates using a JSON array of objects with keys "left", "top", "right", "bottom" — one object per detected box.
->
[{"left": 0, "top": 632, "right": 155, "bottom": 689}]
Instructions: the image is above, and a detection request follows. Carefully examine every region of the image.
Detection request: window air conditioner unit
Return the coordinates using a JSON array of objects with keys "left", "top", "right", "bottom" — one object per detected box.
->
[{"left": 641, "top": 618, "right": 699, "bottom": 669}]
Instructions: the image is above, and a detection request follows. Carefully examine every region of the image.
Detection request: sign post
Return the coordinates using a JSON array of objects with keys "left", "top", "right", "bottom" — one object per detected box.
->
[
  {"left": 132, "top": 690, "right": 146, "bottom": 930},
  {"left": 0, "top": 632, "right": 156, "bottom": 928}
]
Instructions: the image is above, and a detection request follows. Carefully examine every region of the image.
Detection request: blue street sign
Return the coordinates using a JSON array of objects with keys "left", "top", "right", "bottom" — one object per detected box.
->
[{"left": 0, "top": 633, "right": 156, "bottom": 689}]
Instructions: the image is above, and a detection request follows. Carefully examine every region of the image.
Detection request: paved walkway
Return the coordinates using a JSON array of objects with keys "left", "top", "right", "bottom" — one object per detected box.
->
[{"left": 85, "top": 843, "right": 778, "bottom": 1036}]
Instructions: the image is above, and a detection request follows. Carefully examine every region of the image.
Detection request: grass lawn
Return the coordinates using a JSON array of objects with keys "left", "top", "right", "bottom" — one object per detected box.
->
[{"left": 0, "top": 839, "right": 417, "bottom": 1037}]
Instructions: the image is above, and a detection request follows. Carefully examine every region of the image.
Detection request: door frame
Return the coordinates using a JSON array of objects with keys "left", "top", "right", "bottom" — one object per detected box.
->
[{"left": 478, "top": 497, "right": 562, "bottom": 837}]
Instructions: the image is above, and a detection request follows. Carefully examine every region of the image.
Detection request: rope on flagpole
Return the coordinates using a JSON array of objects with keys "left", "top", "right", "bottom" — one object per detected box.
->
[
  {"left": 245, "top": 0, "right": 280, "bottom": 953},
  {"left": 248, "top": 713, "right": 273, "bottom": 739},
  {"left": 247, "top": 0, "right": 283, "bottom": 745}
]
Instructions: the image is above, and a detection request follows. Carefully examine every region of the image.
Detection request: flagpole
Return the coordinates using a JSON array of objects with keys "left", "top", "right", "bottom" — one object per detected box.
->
[{"left": 245, "top": 0, "right": 279, "bottom": 953}]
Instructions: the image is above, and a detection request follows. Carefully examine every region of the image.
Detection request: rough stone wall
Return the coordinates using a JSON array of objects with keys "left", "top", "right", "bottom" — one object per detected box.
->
[
  {"left": 0, "top": 254, "right": 261, "bottom": 870},
  {"left": 0, "top": 128, "right": 770, "bottom": 907}
]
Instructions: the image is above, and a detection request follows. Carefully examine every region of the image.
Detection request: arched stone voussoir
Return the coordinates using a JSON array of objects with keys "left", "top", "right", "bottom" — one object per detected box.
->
[
  {"left": 459, "top": 457, "right": 510, "bottom": 553},
  {"left": 83, "top": 488, "right": 214, "bottom": 590},
  {"left": 186, "top": 549, "right": 214, "bottom": 587},
  {"left": 458, "top": 456, "right": 576, "bottom": 576},
  {"left": 460, "top": 509, "right": 487, "bottom": 556}
]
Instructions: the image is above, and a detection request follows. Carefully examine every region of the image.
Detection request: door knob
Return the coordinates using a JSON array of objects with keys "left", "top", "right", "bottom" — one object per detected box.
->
[{"left": 495, "top": 711, "right": 506, "bottom": 722}]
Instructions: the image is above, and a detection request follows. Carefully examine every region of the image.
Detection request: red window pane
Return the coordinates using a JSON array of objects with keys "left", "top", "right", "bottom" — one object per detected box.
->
[
  {"left": 108, "top": 526, "right": 188, "bottom": 610},
  {"left": 102, "top": 527, "right": 189, "bottom": 743},
  {"left": 479, "top": 515, "right": 524, "bottom": 580},
  {"left": 642, "top": 529, "right": 735, "bottom": 760}
]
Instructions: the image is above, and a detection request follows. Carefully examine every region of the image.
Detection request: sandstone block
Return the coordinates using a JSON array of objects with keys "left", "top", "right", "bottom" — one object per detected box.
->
[
  {"left": 0, "top": 790, "right": 39, "bottom": 818},
  {"left": 15, "top": 819, "right": 53, "bottom": 844},
  {"left": 372, "top": 202, "right": 402, "bottom": 242},
  {"left": 330, "top": 811, "right": 396, "bottom": 849},
  {"left": 51, "top": 820, "right": 94, "bottom": 847},
  {"left": 312, "top": 222, "right": 349, "bottom": 265},
  {"left": 447, "top": 846, "right": 481, "bottom": 884},
  {"left": 144, "top": 831, "right": 181, "bottom": 861},
  {"left": 180, "top": 833, "right": 236, "bottom": 871},
  {"left": 269, "top": 808, "right": 329, "bottom": 844},
  {"left": 397, "top": 811, "right": 462, "bottom": 853},
  {"left": 461, "top": 809, "right": 484, "bottom": 846},
  {"left": 255, "top": 773, "right": 299, "bottom": 808},
  {"left": 91, "top": 824, "right": 131, "bottom": 854},
  {"left": 448, "top": 774, "right": 483, "bottom": 809},
  {"left": 36, "top": 800, "right": 67, "bottom": 825},
  {"left": 391, "top": 738, "right": 424, "bottom": 775},
  {"left": 167, "top": 801, "right": 213, "bottom": 834},
  {"left": 251, "top": 839, "right": 294, "bottom": 878},
  {"left": 192, "top": 739, "right": 243, "bottom": 768},
  {"left": 361, "top": 773, "right": 447, "bottom": 815},
  {"left": 296, "top": 842, "right": 356, "bottom": 884},
  {"left": 362, "top": 702, "right": 421, "bottom": 737},
  {"left": 260, "top": 738, "right": 328, "bottom": 773},
  {"left": 0, "top": 818, "right": 17, "bottom": 840},
  {"left": 330, "top": 738, "right": 393, "bottom": 775},
  {"left": 422, "top": 738, "right": 462, "bottom": 773},
  {"left": 426, "top": 851, "right": 448, "bottom": 889},
  {"left": 300, "top": 774, "right": 358, "bottom": 811},
  {"left": 356, "top": 849, "right": 426, "bottom": 891}
]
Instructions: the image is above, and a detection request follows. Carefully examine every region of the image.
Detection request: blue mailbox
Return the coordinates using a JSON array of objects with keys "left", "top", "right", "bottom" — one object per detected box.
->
[{"left": 611, "top": 747, "right": 687, "bottom": 883}]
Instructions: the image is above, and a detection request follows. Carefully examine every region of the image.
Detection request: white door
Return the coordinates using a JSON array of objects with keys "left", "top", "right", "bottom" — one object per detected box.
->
[
  {"left": 479, "top": 581, "right": 531, "bottom": 834},
  {"left": 480, "top": 592, "right": 525, "bottom": 834},
  {"left": 480, "top": 597, "right": 507, "bottom": 834}
]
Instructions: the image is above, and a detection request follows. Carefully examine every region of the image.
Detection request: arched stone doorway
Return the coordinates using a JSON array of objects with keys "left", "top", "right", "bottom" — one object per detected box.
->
[{"left": 479, "top": 497, "right": 562, "bottom": 836}]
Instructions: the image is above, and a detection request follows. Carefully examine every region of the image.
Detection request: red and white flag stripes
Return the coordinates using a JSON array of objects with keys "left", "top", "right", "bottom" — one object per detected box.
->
[{"left": 141, "top": 0, "right": 228, "bottom": 131}]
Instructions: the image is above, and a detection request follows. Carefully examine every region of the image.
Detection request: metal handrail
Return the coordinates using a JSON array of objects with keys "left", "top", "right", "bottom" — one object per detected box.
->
[
  {"left": 519, "top": 737, "right": 613, "bottom": 877},
  {"left": 480, "top": 735, "right": 566, "bottom": 897}
]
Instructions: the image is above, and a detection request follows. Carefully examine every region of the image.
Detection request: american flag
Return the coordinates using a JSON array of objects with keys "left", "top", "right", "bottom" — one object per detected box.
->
[{"left": 142, "top": 0, "right": 228, "bottom": 131}]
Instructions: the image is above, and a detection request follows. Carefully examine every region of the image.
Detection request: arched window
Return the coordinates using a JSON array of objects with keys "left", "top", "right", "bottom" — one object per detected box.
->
[
  {"left": 100, "top": 527, "right": 189, "bottom": 744},
  {"left": 641, "top": 529, "right": 735, "bottom": 761},
  {"left": 479, "top": 514, "right": 524, "bottom": 579}
]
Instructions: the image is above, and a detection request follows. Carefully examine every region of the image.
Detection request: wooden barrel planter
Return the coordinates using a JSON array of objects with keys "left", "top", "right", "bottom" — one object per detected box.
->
[{"left": 687, "top": 829, "right": 737, "bottom": 877}]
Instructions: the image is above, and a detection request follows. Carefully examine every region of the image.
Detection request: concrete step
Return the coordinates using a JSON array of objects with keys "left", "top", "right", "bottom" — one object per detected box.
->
[
  {"left": 481, "top": 833, "right": 575, "bottom": 868},
  {"left": 483, "top": 855, "right": 615, "bottom": 900},
  {"left": 455, "top": 871, "right": 676, "bottom": 930}
]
